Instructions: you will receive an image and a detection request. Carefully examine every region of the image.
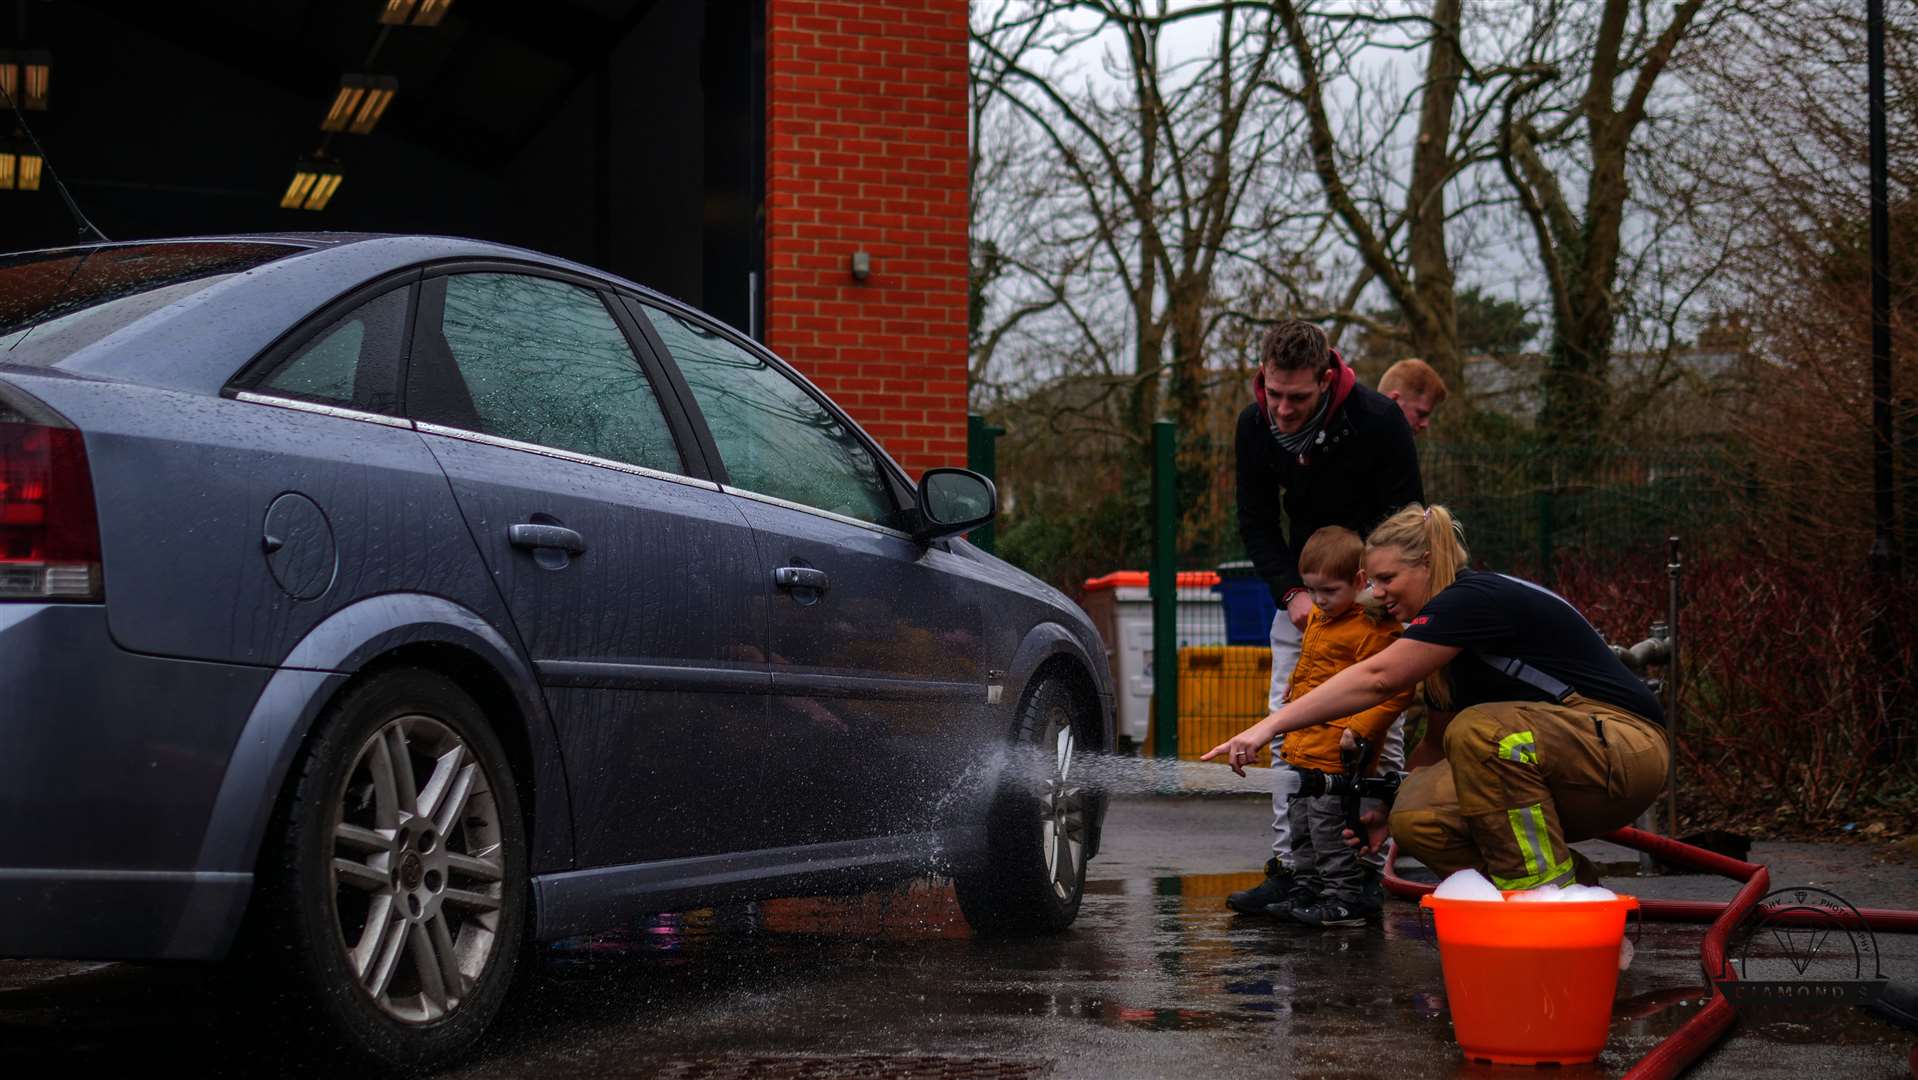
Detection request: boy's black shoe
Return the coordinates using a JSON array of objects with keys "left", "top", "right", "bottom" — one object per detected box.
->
[
  {"left": 1262, "top": 876, "right": 1324, "bottom": 922},
  {"left": 1288, "top": 897, "right": 1381, "bottom": 928},
  {"left": 1262, "top": 890, "right": 1323, "bottom": 923},
  {"left": 1226, "top": 858, "right": 1299, "bottom": 915}
]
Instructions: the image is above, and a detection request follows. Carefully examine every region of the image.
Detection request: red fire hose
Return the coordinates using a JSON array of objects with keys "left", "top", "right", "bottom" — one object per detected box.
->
[{"left": 1383, "top": 826, "right": 1918, "bottom": 1079}]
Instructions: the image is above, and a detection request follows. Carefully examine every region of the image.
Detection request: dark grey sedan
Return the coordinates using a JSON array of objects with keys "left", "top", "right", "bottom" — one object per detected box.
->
[{"left": 0, "top": 235, "right": 1112, "bottom": 1069}]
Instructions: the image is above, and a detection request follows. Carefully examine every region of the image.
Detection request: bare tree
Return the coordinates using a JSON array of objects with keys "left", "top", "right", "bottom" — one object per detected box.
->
[
  {"left": 969, "top": 5, "right": 1069, "bottom": 392},
  {"left": 1675, "top": 0, "right": 1918, "bottom": 555},
  {"left": 1268, "top": 0, "right": 1480, "bottom": 389},
  {"left": 1492, "top": 0, "right": 1712, "bottom": 441},
  {"left": 970, "top": 1, "right": 1308, "bottom": 445}
]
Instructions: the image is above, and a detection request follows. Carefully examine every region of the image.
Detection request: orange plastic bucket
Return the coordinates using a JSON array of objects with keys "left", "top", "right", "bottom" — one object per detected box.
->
[{"left": 1420, "top": 892, "right": 1638, "bottom": 1066}]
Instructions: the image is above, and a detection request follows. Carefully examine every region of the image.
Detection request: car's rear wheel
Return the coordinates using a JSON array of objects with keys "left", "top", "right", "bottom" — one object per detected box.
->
[
  {"left": 954, "top": 675, "right": 1090, "bottom": 935},
  {"left": 254, "top": 668, "right": 526, "bottom": 1071}
]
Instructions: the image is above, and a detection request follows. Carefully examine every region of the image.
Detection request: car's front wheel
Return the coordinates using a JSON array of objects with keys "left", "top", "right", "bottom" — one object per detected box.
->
[
  {"left": 954, "top": 675, "right": 1090, "bottom": 935},
  {"left": 253, "top": 667, "right": 526, "bottom": 1071}
]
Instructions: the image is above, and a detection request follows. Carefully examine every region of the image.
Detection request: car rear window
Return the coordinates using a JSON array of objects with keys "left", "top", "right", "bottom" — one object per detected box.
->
[{"left": 0, "top": 242, "right": 302, "bottom": 366}]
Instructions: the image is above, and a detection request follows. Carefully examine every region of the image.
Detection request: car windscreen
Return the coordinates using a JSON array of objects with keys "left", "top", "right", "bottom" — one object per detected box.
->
[{"left": 0, "top": 242, "right": 303, "bottom": 366}]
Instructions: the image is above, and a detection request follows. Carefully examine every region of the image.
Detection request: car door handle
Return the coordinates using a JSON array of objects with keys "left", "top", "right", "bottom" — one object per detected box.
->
[
  {"left": 773, "top": 566, "right": 830, "bottom": 593},
  {"left": 508, "top": 523, "right": 587, "bottom": 555}
]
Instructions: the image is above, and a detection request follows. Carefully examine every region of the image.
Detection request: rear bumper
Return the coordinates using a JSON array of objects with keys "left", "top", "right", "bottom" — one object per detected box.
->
[
  {"left": 0, "top": 603, "right": 274, "bottom": 960},
  {"left": 0, "top": 870, "right": 252, "bottom": 960}
]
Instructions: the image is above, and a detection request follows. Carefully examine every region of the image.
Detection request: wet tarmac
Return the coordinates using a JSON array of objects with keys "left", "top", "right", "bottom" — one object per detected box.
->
[{"left": 3, "top": 797, "right": 1915, "bottom": 1078}]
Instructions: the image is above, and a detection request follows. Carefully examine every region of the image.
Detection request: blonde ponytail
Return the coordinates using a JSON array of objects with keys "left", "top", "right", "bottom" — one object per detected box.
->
[
  {"left": 1421, "top": 504, "right": 1467, "bottom": 595},
  {"left": 1366, "top": 503, "right": 1469, "bottom": 707}
]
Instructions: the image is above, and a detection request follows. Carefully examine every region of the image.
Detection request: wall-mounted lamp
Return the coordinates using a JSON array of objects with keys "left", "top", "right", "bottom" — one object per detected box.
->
[
  {"left": 850, "top": 249, "right": 871, "bottom": 281},
  {"left": 321, "top": 75, "right": 398, "bottom": 134},
  {"left": 0, "top": 50, "right": 52, "bottom": 110},
  {"left": 379, "top": 0, "right": 454, "bottom": 27},
  {"left": 0, "top": 144, "right": 44, "bottom": 191},
  {"left": 279, "top": 158, "right": 343, "bottom": 211}
]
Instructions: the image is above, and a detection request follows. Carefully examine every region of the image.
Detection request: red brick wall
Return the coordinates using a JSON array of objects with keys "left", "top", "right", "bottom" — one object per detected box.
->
[{"left": 764, "top": 0, "right": 970, "bottom": 477}]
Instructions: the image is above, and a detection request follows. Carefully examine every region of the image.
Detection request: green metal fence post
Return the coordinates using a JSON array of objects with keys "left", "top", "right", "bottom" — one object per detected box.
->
[
  {"left": 1151, "top": 419, "right": 1179, "bottom": 759},
  {"left": 966, "top": 414, "right": 1006, "bottom": 554}
]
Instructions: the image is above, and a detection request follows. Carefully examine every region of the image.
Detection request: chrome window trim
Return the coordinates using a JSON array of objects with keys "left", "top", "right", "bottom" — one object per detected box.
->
[
  {"left": 234, "top": 391, "right": 412, "bottom": 429},
  {"left": 720, "top": 484, "right": 916, "bottom": 541},
  {"left": 414, "top": 421, "right": 719, "bottom": 492}
]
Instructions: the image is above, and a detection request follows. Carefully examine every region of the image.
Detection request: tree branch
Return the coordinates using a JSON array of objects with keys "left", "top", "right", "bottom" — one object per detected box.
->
[
  {"left": 1621, "top": 0, "right": 1705, "bottom": 131},
  {"left": 1497, "top": 78, "right": 1572, "bottom": 330},
  {"left": 1270, "top": 0, "right": 1413, "bottom": 304}
]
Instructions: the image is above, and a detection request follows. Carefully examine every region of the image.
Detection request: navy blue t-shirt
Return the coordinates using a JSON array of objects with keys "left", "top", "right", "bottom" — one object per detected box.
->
[{"left": 1399, "top": 570, "right": 1665, "bottom": 724}]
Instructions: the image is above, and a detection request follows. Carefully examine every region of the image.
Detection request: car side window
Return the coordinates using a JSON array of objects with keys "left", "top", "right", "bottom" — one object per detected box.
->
[
  {"left": 637, "top": 302, "right": 899, "bottom": 528},
  {"left": 415, "top": 273, "right": 682, "bottom": 475},
  {"left": 260, "top": 286, "right": 409, "bottom": 413}
]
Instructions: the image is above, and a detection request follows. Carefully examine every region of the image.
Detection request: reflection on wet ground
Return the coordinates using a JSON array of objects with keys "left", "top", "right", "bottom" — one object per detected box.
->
[
  {"left": 474, "top": 871, "right": 1476, "bottom": 1075},
  {"left": 2, "top": 800, "right": 1914, "bottom": 1078}
]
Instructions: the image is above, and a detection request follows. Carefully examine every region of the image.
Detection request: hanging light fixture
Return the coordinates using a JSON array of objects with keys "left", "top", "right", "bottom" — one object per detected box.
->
[
  {"left": 15, "top": 145, "right": 41, "bottom": 191},
  {"left": 378, "top": 0, "right": 453, "bottom": 26},
  {"left": 279, "top": 158, "right": 343, "bottom": 211},
  {"left": 0, "top": 143, "right": 35, "bottom": 191},
  {"left": 0, "top": 49, "right": 49, "bottom": 109},
  {"left": 0, "top": 51, "right": 52, "bottom": 111},
  {"left": 21, "top": 50, "right": 49, "bottom": 111},
  {"left": 321, "top": 75, "right": 397, "bottom": 134},
  {"left": 350, "top": 76, "right": 397, "bottom": 133},
  {"left": 320, "top": 77, "right": 365, "bottom": 133}
]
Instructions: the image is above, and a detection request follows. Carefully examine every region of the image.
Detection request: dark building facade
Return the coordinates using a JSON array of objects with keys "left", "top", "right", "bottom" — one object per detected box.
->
[{"left": 0, "top": 0, "right": 966, "bottom": 472}]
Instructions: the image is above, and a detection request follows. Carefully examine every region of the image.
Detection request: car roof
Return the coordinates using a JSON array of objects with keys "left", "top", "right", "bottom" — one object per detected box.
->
[
  {"left": 1, "top": 232, "right": 924, "bottom": 492},
  {"left": 6, "top": 233, "right": 702, "bottom": 394}
]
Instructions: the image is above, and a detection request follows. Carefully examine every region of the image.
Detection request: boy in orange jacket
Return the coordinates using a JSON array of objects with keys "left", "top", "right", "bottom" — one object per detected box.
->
[{"left": 1268, "top": 526, "right": 1415, "bottom": 927}]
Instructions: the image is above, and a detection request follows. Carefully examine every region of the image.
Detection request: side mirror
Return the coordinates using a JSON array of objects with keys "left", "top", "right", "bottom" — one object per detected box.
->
[{"left": 914, "top": 468, "right": 997, "bottom": 544}]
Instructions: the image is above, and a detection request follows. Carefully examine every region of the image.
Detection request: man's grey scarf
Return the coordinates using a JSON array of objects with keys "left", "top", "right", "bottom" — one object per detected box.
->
[{"left": 1270, "top": 391, "right": 1332, "bottom": 455}]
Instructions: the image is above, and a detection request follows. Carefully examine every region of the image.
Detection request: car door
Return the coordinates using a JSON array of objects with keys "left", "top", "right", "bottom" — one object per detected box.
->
[
  {"left": 405, "top": 267, "right": 771, "bottom": 868},
  {"left": 627, "top": 297, "right": 994, "bottom": 847}
]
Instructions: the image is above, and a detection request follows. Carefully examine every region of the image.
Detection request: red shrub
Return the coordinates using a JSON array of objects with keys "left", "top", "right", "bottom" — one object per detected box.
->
[{"left": 1553, "top": 549, "right": 1918, "bottom": 831}]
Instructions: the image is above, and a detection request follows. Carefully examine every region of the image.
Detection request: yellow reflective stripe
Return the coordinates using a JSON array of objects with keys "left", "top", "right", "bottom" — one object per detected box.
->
[
  {"left": 1497, "top": 730, "right": 1538, "bottom": 766},
  {"left": 1531, "top": 804, "right": 1559, "bottom": 871},
  {"left": 1494, "top": 804, "right": 1574, "bottom": 889},
  {"left": 1489, "top": 858, "right": 1577, "bottom": 891},
  {"left": 1507, "top": 805, "right": 1544, "bottom": 880}
]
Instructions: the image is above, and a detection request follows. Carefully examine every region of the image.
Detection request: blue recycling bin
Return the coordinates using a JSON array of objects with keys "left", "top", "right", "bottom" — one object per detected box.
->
[{"left": 1212, "top": 562, "right": 1277, "bottom": 646}]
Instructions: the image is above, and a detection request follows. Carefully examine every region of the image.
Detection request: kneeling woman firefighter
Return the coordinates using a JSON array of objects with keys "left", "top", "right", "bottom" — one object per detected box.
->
[{"left": 1204, "top": 504, "right": 1670, "bottom": 891}]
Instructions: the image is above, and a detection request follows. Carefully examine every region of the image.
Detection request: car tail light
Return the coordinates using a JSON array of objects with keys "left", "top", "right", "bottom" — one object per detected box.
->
[{"left": 0, "top": 394, "right": 103, "bottom": 601}]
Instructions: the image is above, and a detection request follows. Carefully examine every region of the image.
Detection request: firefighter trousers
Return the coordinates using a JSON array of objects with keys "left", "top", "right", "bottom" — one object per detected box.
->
[{"left": 1388, "top": 694, "right": 1668, "bottom": 890}]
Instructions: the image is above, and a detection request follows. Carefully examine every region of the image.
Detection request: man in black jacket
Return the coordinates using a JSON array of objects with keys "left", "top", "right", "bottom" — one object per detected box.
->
[{"left": 1226, "top": 321, "right": 1424, "bottom": 917}]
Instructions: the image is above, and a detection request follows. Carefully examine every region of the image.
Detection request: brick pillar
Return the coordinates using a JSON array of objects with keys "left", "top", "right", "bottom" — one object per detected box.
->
[{"left": 764, "top": 0, "right": 970, "bottom": 477}]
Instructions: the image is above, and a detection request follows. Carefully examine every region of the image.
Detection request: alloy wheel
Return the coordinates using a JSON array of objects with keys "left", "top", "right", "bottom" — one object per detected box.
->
[
  {"left": 327, "top": 713, "right": 506, "bottom": 1024},
  {"left": 1036, "top": 706, "right": 1087, "bottom": 902}
]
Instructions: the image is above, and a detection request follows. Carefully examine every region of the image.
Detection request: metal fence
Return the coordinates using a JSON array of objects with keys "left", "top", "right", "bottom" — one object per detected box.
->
[{"left": 1417, "top": 444, "right": 1737, "bottom": 581}]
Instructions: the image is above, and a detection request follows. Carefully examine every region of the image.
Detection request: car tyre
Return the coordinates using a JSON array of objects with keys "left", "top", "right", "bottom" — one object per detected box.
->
[
  {"left": 954, "top": 675, "right": 1090, "bottom": 936},
  {"left": 251, "top": 667, "right": 527, "bottom": 1072}
]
